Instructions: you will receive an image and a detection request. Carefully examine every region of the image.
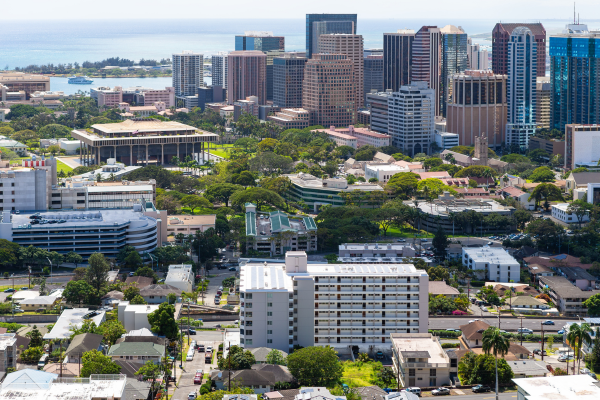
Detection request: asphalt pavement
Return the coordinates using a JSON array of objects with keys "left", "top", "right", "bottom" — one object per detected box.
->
[
  {"left": 200, "top": 270, "right": 237, "bottom": 306},
  {"left": 171, "top": 335, "right": 221, "bottom": 400},
  {"left": 429, "top": 316, "right": 574, "bottom": 333}
]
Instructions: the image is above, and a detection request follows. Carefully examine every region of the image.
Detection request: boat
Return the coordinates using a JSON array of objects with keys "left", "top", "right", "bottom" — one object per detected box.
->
[{"left": 67, "top": 76, "right": 93, "bottom": 84}]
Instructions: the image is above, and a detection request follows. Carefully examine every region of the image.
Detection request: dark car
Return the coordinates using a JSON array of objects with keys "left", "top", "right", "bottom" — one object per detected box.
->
[
  {"left": 188, "top": 328, "right": 197, "bottom": 335},
  {"left": 472, "top": 385, "right": 491, "bottom": 393},
  {"left": 229, "top": 267, "right": 237, "bottom": 271},
  {"left": 376, "top": 351, "right": 384, "bottom": 359},
  {"left": 3, "top": 288, "right": 15, "bottom": 293}
]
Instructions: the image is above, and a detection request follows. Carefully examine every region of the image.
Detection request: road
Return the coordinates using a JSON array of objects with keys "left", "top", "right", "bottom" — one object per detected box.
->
[
  {"left": 200, "top": 269, "right": 237, "bottom": 306},
  {"left": 429, "top": 316, "right": 574, "bottom": 333},
  {"left": 450, "top": 394, "right": 516, "bottom": 400},
  {"left": 172, "top": 335, "right": 221, "bottom": 400}
]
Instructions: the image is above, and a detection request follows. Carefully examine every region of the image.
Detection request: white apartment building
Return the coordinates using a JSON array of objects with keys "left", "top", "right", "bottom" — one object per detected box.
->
[
  {"left": 172, "top": 51, "right": 204, "bottom": 97},
  {"left": 433, "top": 131, "right": 459, "bottom": 150},
  {"left": 0, "top": 333, "right": 17, "bottom": 372},
  {"left": 552, "top": 203, "right": 590, "bottom": 224},
  {"left": 239, "top": 251, "right": 429, "bottom": 353},
  {"left": 388, "top": 82, "right": 435, "bottom": 156},
  {"left": 462, "top": 246, "right": 520, "bottom": 282},
  {"left": 391, "top": 333, "right": 451, "bottom": 388},
  {"left": 117, "top": 301, "right": 160, "bottom": 332},
  {"left": 212, "top": 52, "right": 229, "bottom": 89},
  {"left": 364, "top": 163, "right": 407, "bottom": 182},
  {"left": 165, "top": 264, "right": 194, "bottom": 293},
  {"left": 0, "top": 165, "right": 52, "bottom": 212}
]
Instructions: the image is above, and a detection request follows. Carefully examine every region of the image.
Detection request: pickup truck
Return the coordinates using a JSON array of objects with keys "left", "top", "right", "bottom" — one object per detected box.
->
[{"left": 205, "top": 351, "right": 213, "bottom": 363}]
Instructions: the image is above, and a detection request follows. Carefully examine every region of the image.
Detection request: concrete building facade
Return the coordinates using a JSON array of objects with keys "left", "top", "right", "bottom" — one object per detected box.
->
[
  {"left": 383, "top": 31, "right": 415, "bottom": 92},
  {"left": 491, "top": 23, "right": 546, "bottom": 77},
  {"left": 306, "top": 14, "right": 357, "bottom": 59},
  {"left": 364, "top": 55, "right": 384, "bottom": 107},
  {"left": 172, "top": 51, "right": 204, "bottom": 97},
  {"left": 227, "top": 51, "right": 267, "bottom": 105},
  {"left": 412, "top": 26, "right": 442, "bottom": 116},
  {"left": 212, "top": 52, "right": 229, "bottom": 89},
  {"left": 272, "top": 53, "right": 307, "bottom": 108}
]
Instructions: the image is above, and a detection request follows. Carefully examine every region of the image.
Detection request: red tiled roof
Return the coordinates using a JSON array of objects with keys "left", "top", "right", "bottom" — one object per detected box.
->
[{"left": 501, "top": 186, "right": 526, "bottom": 197}]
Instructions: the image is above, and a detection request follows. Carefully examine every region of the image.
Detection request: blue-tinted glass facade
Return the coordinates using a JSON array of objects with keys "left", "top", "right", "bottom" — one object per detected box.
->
[
  {"left": 235, "top": 36, "right": 285, "bottom": 52},
  {"left": 441, "top": 32, "right": 468, "bottom": 117},
  {"left": 306, "top": 14, "right": 357, "bottom": 58},
  {"left": 550, "top": 35, "right": 600, "bottom": 130}
]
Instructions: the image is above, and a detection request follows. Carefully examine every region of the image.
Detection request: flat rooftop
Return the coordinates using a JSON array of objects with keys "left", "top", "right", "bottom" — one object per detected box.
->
[
  {"left": 0, "top": 375, "right": 127, "bottom": 400},
  {"left": 92, "top": 119, "right": 195, "bottom": 134},
  {"left": 463, "top": 246, "right": 519, "bottom": 264},
  {"left": 286, "top": 174, "right": 383, "bottom": 191},
  {"left": 340, "top": 243, "right": 410, "bottom": 251},
  {"left": 9, "top": 209, "right": 156, "bottom": 230},
  {"left": 86, "top": 184, "right": 153, "bottom": 193},
  {"left": 168, "top": 214, "right": 216, "bottom": 226},
  {"left": 390, "top": 333, "right": 449, "bottom": 365},
  {"left": 513, "top": 375, "right": 600, "bottom": 400},
  {"left": 43, "top": 308, "right": 105, "bottom": 340},
  {"left": 240, "top": 263, "right": 294, "bottom": 292},
  {"left": 409, "top": 197, "right": 510, "bottom": 216}
]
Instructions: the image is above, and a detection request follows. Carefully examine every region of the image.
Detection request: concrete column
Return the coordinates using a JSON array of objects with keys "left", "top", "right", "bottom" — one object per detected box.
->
[
  {"left": 207, "top": 140, "right": 210, "bottom": 164},
  {"left": 114, "top": 146, "right": 117, "bottom": 162},
  {"left": 79, "top": 140, "right": 82, "bottom": 163},
  {"left": 145, "top": 145, "right": 149, "bottom": 166},
  {"left": 161, "top": 144, "right": 164, "bottom": 165},
  {"left": 96, "top": 146, "right": 100, "bottom": 165},
  {"left": 130, "top": 145, "right": 133, "bottom": 166},
  {"left": 177, "top": 143, "right": 180, "bottom": 159}
]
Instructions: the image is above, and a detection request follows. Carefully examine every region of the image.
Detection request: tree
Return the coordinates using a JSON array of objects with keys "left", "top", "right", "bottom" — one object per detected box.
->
[
  {"left": 85, "top": 253, "right": 109, "bottom": 300},
  {"left": 514, "top": 209, "right": 533, "bottom": 232},
  {"left": 81, "top": 349, "right": 121, "bottom": 377},
  {"left": 424, "top": 158, "right": 443, "bottom": 170},
  {"left": 590, "top": 327, "right": 600, "bottom": 373},
  {"left": 567, "top": 322, "right": 593, "bottom": 374},
  {"left": 528, "top": 183, "right": 564, "bottom": 209},
  {"left": 205, "top": 183, "right": 244, "bottom": 207},
  {"left": 266, "top": 349, "right": 287, "bottom": 366},
  {"left": 432, "top": 226, "right": 449, "bottom": 260},
  {"left": 584, "top": 294, "right": 600, "bottom": 317},
  {"left": 8, "top": 104, "right": 39, "bottom": 119},
  {"left": 429, "top": 294, "right": 457, "bottom": 314},
  {"left": 181, "top": 195, "right": 212, "bottom": 214},
  {"left": 69, "top": 320, "right": 101, "bottom": 338},
  {"left": 287, "top": 346, "right": 343, "bottom": 386},
  {"left": 417, "top": 178, "right": 458, "bottom": 199},
  {"left": 38, "top": 124, "right": 72, "bottom": 139},
  {"left": 63, "top": 280, "right": 94, "bottom": 307},
  {"left": 147, "top": 303, "right": 178, "bottom": 338},
  {"left": 217, "top": 345, "right": 256, "bottom": 370},
  {"left": 21, "top": 347, "right": 43, "bottom": 363},
  {"left": 124, "top": 251, "right": 143, "bottom": 269},
  {"left": 257, "top": 138, "right": 279, "bottom": 152},
  {"left": 47, "top": 145, "right": 60, "bottom": 156},
  {"left": 124, "top": 286, "right": 141, "bottom": 301},
  {"left": 232, "top": 171, "right": 257, "bottom": 187},
  {"left": 568, "top": 200, "right": 593, "bottom": 228},
  {"left": 167, "top": 292, "right": 177, "bottom": 304},
  {"left": 427, "top": 265, "right": 450, "bottom": 282},
  {"left": 27, "top": 325, "right": 43, "bottom": 347},
  {"left": 100, "top": 320, "right": 126, "bottom": 346},
  {"left": 136, "top": 361, "right": 163, "bottom": 398},
  {"left": 135, "top": 266, "right": 158, "bottom": 283},
  {"left": 529, "top": 166, "right": 556, "bottom": 183},
  {"left": 11, "top": 129, "right": 39, "bottom": 143},
  {"left": 528, "top": 148, "right": 550, "bottom": 163},
  {"left": 454, "top": 165, "right": 497, "bottom": 179},
  {"left": 482, "top": 327, "right": 511, "bottom": 396},
  {"left": 66, "top": 252, "right": 84, "bottom": 268},
  {"left": 459, "top": 353, "right": 513, "bottom": 385},
  {"left": 249, "top": 152, "right": 293, "bottom": 175},
  {"left": 372, "top": 208, "right": 398, "bottom": 236},
  {"left": 385, "top": 172, "right": 420, "bottom": 199},
  {"left": 130, "top": 295, "right": 147, "bottom": 305},
  {"left": 230, "top": 187, "right": 285, "bottom": 212}
]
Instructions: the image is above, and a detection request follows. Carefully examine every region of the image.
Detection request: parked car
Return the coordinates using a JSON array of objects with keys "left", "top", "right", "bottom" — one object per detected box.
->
[
  {"left": 129, "top": 272, "right": 135, "bottom": 277},
  {"left": 194, "top": 372, "right": 202, "bottom": 384},
  {"left": 487, "top": 241, "right": 493, "bottom": 245},
  {"left": 376, "top": 351, "right": 384, "bottom": 359},
  {"left": 468, "top": 319, "right": 481, "bottom": 324},
  {"left": 517, "top": 328, "right": 534, "bottom": 334},
  {"left": 472, "top": 385, "right": 491, "bottom": 393},
  {"left": 229, "top": 267, "right": 237, "bottom": 271},
  {"left": 558, "top": 354, "right": 574, "bottom": 362},
  {"left": 445, "top": 329, "right": 461, "bottom": 332},
  {"left": 532, "top": 349, "right": 547, "bottom": 355},
  {"left": 432, "top": 388, "right": 450, "bottom": 396},
  {"left": 189, "top": 392, "right": 197, "bottom": 400},
  {"left": 541, "top": 320, "right": 555, "bottom": 325},
  {"left": 403, "top": 388, "right": 421, "bottom": 397},
  {"left": 188, "top": 328, "right": 197, "bottom": 335}
]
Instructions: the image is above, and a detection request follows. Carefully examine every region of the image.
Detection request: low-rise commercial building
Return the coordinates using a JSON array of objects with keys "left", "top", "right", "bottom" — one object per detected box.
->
[
  {"left": 91, "top": 86, "right": 123, "bottom": 108},
  {"left": 326, "top": 130, "right": 358, "bottom": 149},
  {"left": 552, "top": 203, "right": 590, "bottom": 225},
  {"left": 513, "top": 375, "right": 600, "bottom": 400},
  {"left": 267, "top": 108, "right": 310, "bottom": 130},
  {"left": 462, "top": 246, "right": 520, "bottom": 283},
  {"left": 538, "top": 275, "right": 600, "bottom": 316},
  {"left": 0, "top": 72, "right": 50, "bottom": 98},
  {"left": 51, "top": 179, "right": 156, "bottom": 210},
  {"left": 315, "top": 126, "right": 391, "bottom": 148},
  {"left": 433, "top": 131, "right": 459, "bottom": 150},
  {"left": 167, "top": 214, "right": 216, "bottom": 237},
  {"left": 509, "top": 360, "right": 549, "bottom": 378},
  {"left": 529, "top": 136, "right": 565, "bottom": 157},
  {"left": 44, "top": 309, "right": 106, "bottom": 341},
  {"left": 364, "top": 164, "right": 407, "bottom": 183},
  {"left": 245, "top": 203, "right": 317, "bottom": 255},
  {"left": 165, "top": 264, "right": 194, "bottom": 293},
  {"left": 239, "top": 251, "right": 429, "bottom": 353},
  {"left": 499, "top": 186, "right": 535, "bottom": 210},
  {"left": 285, "top": 173, "right": 384, "bottom": 212},
  {"left": 391, "top": 333, "right": 450, "bottom": 388}
]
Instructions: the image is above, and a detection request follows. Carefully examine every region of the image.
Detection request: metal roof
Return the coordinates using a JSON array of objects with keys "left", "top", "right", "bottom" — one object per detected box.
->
[
  {"left": 303, "top": 216, "right": 317, "bottom": 231},
  {"left": 270, "top": 211, "right": 291, "bottom": 232},
  {"left": 245, "top": 211, "right": 256, "bottom": 236}
]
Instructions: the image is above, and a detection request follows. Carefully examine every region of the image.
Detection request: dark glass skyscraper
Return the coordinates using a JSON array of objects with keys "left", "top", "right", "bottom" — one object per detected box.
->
[
  {"left": 273, "top": 53, "right": 307, "bottom": 108},
  {"left": 235, "top": 33, "right": 285, "bottom": 52},
  {"left": 306, "top": 14, "right": 357, "bottom": 58},
  {"left": 440, "top": 25, "right": 468, "bottom": 117},
  {"left": 383, "top": 30, "right": 415, "bottom": 92},
  {"left": 550, "top": 28, "right": 600, "bottom": 131},
  {"left": 364, "top": 55, "right": 384, "bottom": 107}
]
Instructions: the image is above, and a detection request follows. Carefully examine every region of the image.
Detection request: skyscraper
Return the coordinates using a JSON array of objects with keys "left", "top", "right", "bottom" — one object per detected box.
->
[
  {"left": 446, "top": 70, "right": 507, "bottom": 149},
  {"left": 411, "top": 26, "right": 442, "bottom": 116},
  {"left": 440, "top": 25, "right": 468, "bottom": 117},
  {"left": 506, "top": 27, "right": 537, "bottom": 150},
  {"left": 306, "top": 14, "right": 357, "bottom": 58},
  {"left": 491, "top": 23, "right": 546, "bottom": 77},
  {"left": 303, "top": 54, "right": 355, "bottom": 127},
  {"left": 212, "top": 52, "right": 229, "bottom": 89},
  {"left": 536, "top": 77, "right": 551, "bottom": 130},
  {"left": 550, "top": 25, "right": 600, "bottom": 131},
  {"left": 172, "top": 51, "right": 203, "bottom": 97},
  {"left": 467, "top": 38, "right": 489, "bottom": 70},
  {"left": 266, "top": 50, "right": 283, "bottom": 102},
  {"left": 273, "top": 53, "right": 307, "bottom": 108},
  {"left": 383, "top": 30, "right": 415, "bottom": 92},
  {"left": 227, "top": 51, "right": 267, "bottom": 105},
  {"left": 364, "top": 55, "right": 384, "bottom": 106},
  {"left": 318, "top": 34, "right": 364, "bottom": 109},
  {"left": 235, "top": 32, "right": 285, "bottom": 52},
  {"left": 387, "top": 81, "right": 435, "bottom": 156}
]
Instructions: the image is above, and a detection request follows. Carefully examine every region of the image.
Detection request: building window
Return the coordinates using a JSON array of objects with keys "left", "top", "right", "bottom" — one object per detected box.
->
[
  {"left": 246, "top": 339, "right": 252, "bottom": 345},
  {"left": 267, "top": 330, "right": 273, "bottom": 334},
  {"left": 246, "top": 330, "right": 252, "bottom": 335},
  {"left": 246, "top": 294, "right": 252, "bottom": 299},
  {"left": 267, "top": 339, "right": 273, "bottom": 344},
  {"left": 267, "top": 302, "right": 273, "bottom": 307},
  {"left": 267, "top": 312, "right": 273, "bottom": 316},
  {"left": 409, "top": 369, "right": 415, "bottom": 377},
  {"left": 246, "top": 303, "right": 252, "bottom": 308},
  {"left": 267, "top": 321, "right": 273, "bottom": 325},
  {"left": 429, "top": 378, "right": 436, "bottom": 386}
]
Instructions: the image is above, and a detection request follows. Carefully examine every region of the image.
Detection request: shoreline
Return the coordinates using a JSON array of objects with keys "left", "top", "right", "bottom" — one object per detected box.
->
[{"left": 49, "top": 74, "right": 172, "bottom": 79}]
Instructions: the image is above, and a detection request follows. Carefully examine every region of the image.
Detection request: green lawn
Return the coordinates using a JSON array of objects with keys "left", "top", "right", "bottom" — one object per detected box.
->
[
  {"left": 341, "top": 361, "right": 384, "bottom": 388},
  {"left": 208, "top": 144, "right": 233, "bottom": 159},
  {"left": 56, "top": 159, "right": 73, "bottom": 173}
]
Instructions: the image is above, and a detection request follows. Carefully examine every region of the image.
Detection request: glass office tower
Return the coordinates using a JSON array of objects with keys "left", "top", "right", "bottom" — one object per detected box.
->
[
  {"left": 306, "top": 14, "right": 357, "bottom": 58},
  {"left": 235, "top": 34, "right": 285, "bottom": 52},
  {"left": 440, "top": 25, "right": 468, "bottom": 117}
]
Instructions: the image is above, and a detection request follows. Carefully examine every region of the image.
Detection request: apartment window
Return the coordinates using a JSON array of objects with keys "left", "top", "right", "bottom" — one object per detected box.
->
[
  {"left": 246, "top": 312, "right": 252, "bottom": 317},
  {"left": 267, "top": 312, "right": 273, "bottom": 316},
  {"left": 246, "top": 330, "right": 252, "bottom": 335},
  {"left": 267, "top": 293, "right": 273, "bottom": 298},
  {"left": 430, "top": 369, "right": 436, "bottom": 377},
  {"left": 246, "top": 294, "right": 252, "bottom": 299},
  {"left": 267, "top": 321, "right": 273, "bottom": 325},
  {"left": 409, "top": 369, "right": 415, "bottom": 377},
  {"left": 246, "top": 339, "right": 253, "bottom": 345},
  {"left": 267, "top": 330, "right": 273, "bottom": 334},
  {"left": 294, "top": 281, "right": 298, "bottom": 286},
  {"left": 429, "top": 378, "right": 436, "bottom": 386},
  {"left": 267, "top": 339, "right": 273, "bottom": 344},
  {"left": 246, "top": 303, "right": 252, "bottom": 308},
  {"left": 267, "top": 303, "right": 273, "bottom": 307}
]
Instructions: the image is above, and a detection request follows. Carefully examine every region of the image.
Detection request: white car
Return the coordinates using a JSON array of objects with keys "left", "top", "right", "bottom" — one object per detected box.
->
[
  {"left": 468, "top": 319, "right": 481, "bottom": 324},
  {"left": 206, "top": 346, "right": 213, "bottom": 352},
  {"left": 188, "top": 392, "right": 197, "bottom": 400},
  {"left": 517, "top": 328, "right": 534, "bottom": 334}
]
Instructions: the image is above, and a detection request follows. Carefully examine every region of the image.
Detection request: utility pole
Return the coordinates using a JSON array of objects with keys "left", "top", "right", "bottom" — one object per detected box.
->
[
  {"left": 541, "top": 322, "right": 545, "bottom": 361},
  {"left": 59, "top": 340, "right": 63, "bottom": 378},
  {"left": 228, "top": 341, "right": 231, "bottom": 390},
  {"left": 520, "top": 317, "right": 523, "bottom": 346},
  {"left": 187, "top": 300, "right": 191, "bottom": 346}
]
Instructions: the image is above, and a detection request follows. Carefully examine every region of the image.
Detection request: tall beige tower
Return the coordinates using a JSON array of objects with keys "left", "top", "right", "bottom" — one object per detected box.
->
[
  {"left": 474, "top": 133, "right": 489, "bottom": 166},
  {"left": 318, "top": 34, "right": 364, "bottom": 113}
]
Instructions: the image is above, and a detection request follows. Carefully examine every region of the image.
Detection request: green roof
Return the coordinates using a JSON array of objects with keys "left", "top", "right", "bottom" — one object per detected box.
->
[
  {"left": 107, "top": 342, "right": 165, "bottom": 357},
  {"left": 245, "top": 211, "right": 256, "bottom": 236},
  {"left": 303, "top": 216, "right": 317, "bottom": 231},
  {"left": 270, "top": 211, "right": 291, "bottom": 232},
  {"left": 245, "top": 202, "right": 256, "bottom": 208}
]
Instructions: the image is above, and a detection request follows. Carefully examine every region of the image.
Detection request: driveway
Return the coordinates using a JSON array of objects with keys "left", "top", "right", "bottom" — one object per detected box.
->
[{"left": 202, "top": 270, "right": 236, "bottom": 306}]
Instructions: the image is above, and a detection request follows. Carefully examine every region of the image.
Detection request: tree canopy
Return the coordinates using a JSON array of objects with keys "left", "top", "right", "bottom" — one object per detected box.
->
[
  {"left": 287, "top": 346, "right": 343, "bottom": 386},
  {"left": 147, "top": 303, "right": 178, "bottom": 338}
]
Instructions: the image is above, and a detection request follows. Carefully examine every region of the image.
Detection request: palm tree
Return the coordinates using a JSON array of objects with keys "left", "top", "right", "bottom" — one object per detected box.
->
[
  {"left": 567, "top": 322, "right": 593, "bottom": 374},
  {"left": 502, "top": 175, "right": 510, "bottom": 187},
  {"left": 171, "top": 156, "right": 180, "bottom": 170},
  {"left": 482, "top": 326, "right": 510, "bottom": 400},
  {"left": 482, "top": 167, "right": 494, "bottom": 188}
]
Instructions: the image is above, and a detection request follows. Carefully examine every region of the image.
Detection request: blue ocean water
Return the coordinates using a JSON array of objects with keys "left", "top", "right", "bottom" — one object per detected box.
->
[
  {"left": 49, "top": 76, "right": 179, "bottom": 95},
  {"left": 1, "top": 18, "right": 578, "bottom": 69}
]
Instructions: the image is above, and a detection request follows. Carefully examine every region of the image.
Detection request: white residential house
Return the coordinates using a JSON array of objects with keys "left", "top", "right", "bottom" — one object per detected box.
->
[
  {"left": 499, "top": 186, "right": 535, "bottom": 210},
  {"left": 165, "top": 264, "right": 194, "bottom": 293},
  {"left": 552, "top": 203, "right": 590, "bottom": 225},
  {"left": 117, "top": 301, "right": 160, "bottom": 332},
  {"left": 0, "top": 333, "right": 17, "bottom": 371},
  {"left": 462, "top": 246, "right": 520, "bottom": 283}
]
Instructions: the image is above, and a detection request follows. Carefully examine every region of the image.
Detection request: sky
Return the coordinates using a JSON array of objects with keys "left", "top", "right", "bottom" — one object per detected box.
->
[{"left": 5, "top": 0, "right": 600, "bottom": 20}]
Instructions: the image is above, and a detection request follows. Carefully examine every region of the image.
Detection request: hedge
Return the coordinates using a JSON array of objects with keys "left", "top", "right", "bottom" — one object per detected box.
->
[
  {"left": 429, "top": 330, "right": 461, "bottom": 338},
  {"left": 441, "top": 343, "right": 460, "bottom": 348},
  {"left": 469, "top": 281, "right": 486, "bottom": 287},
  {"left": 430, "top": 330, "right": 562, "bottom": 342}
]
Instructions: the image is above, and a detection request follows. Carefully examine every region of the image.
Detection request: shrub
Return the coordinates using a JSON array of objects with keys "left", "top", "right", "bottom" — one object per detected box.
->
[
  {"left": 452, "top": 310, "right": 467, "bottom": 315},
  {"left": 428, "top": 330, "right": 461, "bottom": 338},
  {"left": 441, "top": 343, "right": 460, "bottom": 348},
  {"left": 469, "top": 281, "right": 486, "bottom": 287}
]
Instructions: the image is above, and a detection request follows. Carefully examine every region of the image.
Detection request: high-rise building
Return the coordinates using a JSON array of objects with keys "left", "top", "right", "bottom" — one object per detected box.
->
[
  {"left": 172, "top": 51, "right": 203, "bottom": 97},
  {"left": 364, "top": 55, "right": 384, "bottom": 107},
  {"left": 273, "top": 53, "right": 307, "bottom": 108},
  {"left": 564, "top": 124, "right": 600, "bottom": 170},
  {"left": 388, "top": 81, "right": 435, "bottom": 156},
  {"left": 440, "top": 25, "right": 468, "bottom": 117},
  {"left": 235, "top": 31, "right": 285, "bottom": 52},
  {"left": 318, "top": 34, "right": 364, "bottom": 109},
  {"left": 365, "top": 91, "right": 392, "bottom": 133},
  {"left": 383, "top": 30, "right": 415, "bottom": 92},
  {"left": 491, "top": 23, "right": 546, "bottom": 77},
  {"left": 536, "top": 77, "right": 551, "bottom": 130},
  {"left": 302, "top": 54, "right": 355, "bottom": 127},
  {"left": 266, "top": 50, "right": 283, "bottom": 102},
  {"left": 506, "top": 27, "right": 537, "bottom": 151},
  {"left": 212, "top": 52, "right": 229, "bottom": 89},
  {"left": 550, "top": 26, "right": 600, "bottom": 131},
  {"left": 364, "top": 48, "right": 383, "bottom": 57},
  {"left": 412, "top": 26, "right": 442, "bottom": 116},
  {"left": 306, "top": 14, "right": 357, "bottom": 58},
  {"left": 238, "top": 251, "right": 429, "bottom": 352},
  {"left": 227, "top": 51, "right": 267, "bottom": 105},
  {"left": 467, "top": 38, "right": 489, "bottom": 70},
  {"left": 446, "top": 70, "right": 507, "bottom": 149}
]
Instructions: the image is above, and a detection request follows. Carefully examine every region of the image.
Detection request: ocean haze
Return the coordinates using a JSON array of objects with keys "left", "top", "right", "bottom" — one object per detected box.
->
[{"left": 1, "top": 18, "right": 582, "bottom": 68}]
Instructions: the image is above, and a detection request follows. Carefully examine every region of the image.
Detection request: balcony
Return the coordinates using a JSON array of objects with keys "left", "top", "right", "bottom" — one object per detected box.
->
[{"left": 402, "top": 362, "right": 449, "bottom": 368}]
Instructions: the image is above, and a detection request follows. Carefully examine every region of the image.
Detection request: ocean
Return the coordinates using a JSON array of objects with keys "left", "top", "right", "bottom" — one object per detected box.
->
[{"left": 1, "top": 18, "right": 580, "bottom": 70}]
